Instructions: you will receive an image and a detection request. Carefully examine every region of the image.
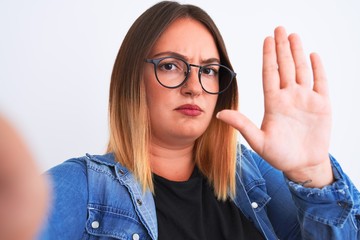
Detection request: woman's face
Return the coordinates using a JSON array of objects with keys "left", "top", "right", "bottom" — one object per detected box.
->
[{"left": 144, "top": 18, "right": 219, "bottom": 147}]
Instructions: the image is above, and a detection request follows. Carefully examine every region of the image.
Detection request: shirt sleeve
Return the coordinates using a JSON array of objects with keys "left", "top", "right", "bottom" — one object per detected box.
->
[
  {"left": 36, "top": 157, "right": 89, "bottom": 240},
  {"left": 285, "top": 155, "right": 360, "bottom": 239}
]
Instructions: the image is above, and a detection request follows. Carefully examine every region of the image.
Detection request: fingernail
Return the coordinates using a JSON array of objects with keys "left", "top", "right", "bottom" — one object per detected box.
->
[{"left": 216, "top": 112, "right": 221, "bottom": 119}]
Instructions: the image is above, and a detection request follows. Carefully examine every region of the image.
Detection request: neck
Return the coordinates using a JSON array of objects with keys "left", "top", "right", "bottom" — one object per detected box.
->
[{"left": 149, "top": 141, "right": 195, "bottom": 181}]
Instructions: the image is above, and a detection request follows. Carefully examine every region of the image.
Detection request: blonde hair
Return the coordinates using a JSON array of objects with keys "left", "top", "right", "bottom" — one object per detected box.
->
[{"left": 107, "top": 1, "right": 238, "bottom": 200}]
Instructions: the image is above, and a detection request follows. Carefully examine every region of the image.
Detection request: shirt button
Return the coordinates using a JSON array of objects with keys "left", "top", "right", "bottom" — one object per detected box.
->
[
  {"left": 132, "top": 233, "right": 140, "bottom": 240},
  {"left": 337, "top": 201, "right": 348, "bottom": 208},
  {"left": 91, "top": 221, "right": 100, "bottom": 229},
  {"left": 251, "top": 202, "right": 259, "bottom": 209}
]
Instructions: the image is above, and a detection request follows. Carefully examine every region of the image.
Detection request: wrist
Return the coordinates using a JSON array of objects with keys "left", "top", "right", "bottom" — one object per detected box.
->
[{"left": 284, "top": 158, "right": 334, "bottom": 188}]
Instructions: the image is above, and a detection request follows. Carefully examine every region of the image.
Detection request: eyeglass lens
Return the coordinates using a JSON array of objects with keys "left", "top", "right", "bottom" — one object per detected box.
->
[{"left": 154, "top": 57, "right": 233, "bottom": 94}]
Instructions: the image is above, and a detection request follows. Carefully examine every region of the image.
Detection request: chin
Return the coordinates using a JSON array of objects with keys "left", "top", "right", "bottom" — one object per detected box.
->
[{"left": 177, "top": 128, "right": 207, "bottom": 141}]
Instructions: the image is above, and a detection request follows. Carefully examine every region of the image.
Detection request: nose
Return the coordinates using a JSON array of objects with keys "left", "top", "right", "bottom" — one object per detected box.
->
[{"left": 180, "top": 66, "right": 203, "bottom": 97}]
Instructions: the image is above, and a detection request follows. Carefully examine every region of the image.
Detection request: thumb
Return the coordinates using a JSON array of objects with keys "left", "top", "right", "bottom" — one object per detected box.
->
[{"left": 216, "top": 110, "right": 264, "bottom": 152}]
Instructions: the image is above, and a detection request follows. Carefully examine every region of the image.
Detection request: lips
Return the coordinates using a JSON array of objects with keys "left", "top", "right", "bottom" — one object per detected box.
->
[{"left": 175, "top": 104, "right": 203, "bottom": 116}]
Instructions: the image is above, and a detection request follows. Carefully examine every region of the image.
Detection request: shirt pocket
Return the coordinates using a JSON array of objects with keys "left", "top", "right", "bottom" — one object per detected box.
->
[
  {"left": 245, "top": 179, "right": 271, "bottom": 212},
  {"left": 83, "top": 204, "right": 151, "bottom": 240}
]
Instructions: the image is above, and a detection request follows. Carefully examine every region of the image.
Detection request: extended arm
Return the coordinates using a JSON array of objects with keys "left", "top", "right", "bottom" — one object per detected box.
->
[{"left": 0, "top": 116, "right": 49, "bottom": 240}]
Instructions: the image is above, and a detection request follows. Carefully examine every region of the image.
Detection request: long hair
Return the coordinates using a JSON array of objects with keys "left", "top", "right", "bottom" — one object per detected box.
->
[{"left": 107, "top": 1, "right": 238, "bottom": 200}]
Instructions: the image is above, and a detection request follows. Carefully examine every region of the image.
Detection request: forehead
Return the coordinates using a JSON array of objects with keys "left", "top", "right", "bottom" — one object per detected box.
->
[{"left": 149, "top": 18, "right": 219, "bottom": 61}]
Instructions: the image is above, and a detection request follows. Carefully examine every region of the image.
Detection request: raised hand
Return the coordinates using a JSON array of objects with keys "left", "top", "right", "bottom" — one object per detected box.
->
[{"left": 217, "top": 26, "right": 334, "bottom": 188}]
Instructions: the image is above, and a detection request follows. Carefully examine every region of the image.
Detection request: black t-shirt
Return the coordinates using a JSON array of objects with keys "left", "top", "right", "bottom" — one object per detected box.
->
[{"left": 153, "top": 167, "right": 265, "bottom": 240}]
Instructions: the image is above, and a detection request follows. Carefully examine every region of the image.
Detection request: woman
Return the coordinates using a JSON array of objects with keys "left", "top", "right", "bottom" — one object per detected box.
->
[{"left": 3, "top": 1, "right": 358, "bottom": 239}]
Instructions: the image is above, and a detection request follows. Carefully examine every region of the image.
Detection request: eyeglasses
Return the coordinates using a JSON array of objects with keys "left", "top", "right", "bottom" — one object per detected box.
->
[{"left": 145, "top": 56, "right": 236, "bottom": 94}]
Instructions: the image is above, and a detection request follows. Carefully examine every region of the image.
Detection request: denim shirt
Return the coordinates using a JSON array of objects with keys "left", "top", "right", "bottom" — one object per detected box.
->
[{"left": 39, "top": 145, "right": 360, "bottom": 239}]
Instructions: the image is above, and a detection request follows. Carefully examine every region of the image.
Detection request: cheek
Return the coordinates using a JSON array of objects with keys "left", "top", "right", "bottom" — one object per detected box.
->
[
  {"left": 144, "top": 69, "right": 160, "bottom": 105},
  {"left": 145, "top": 82, "right": 165, "bottom": 108},
  {"left": 144, "top": 78, "right": 173, "bottom": 121},
  {"left": 207, "top": 95, "right": 219, "bottom": 114}
]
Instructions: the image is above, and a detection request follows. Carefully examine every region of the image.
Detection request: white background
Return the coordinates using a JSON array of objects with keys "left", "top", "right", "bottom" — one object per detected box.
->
[{"left": 1, "top": 0, "right": 359, "bottom": 187}]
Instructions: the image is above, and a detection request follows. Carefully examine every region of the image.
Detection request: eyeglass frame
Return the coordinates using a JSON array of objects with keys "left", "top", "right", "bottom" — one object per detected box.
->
[{"left": 144, "top": 56, "right": 236, "bottom": 94}]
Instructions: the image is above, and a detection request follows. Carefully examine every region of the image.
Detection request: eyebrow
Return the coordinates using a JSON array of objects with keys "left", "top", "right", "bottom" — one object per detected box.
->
[{"left": 150, "top": 51, "right": 220, "bottom": 65}]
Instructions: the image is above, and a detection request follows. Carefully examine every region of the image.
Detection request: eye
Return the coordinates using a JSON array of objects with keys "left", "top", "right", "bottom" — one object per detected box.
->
[
  {"left": 202, "top": 66, "right": 218, "bottom": 76},
  {"left": 158, "top": 58, "right": 185, "bottom": 72},
  {"left": 160, "top": 63, "right": 177, "bottom": 71}
]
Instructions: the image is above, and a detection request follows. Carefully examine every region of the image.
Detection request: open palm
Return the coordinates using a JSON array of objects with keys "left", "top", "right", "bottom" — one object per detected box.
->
[{"left": 218, "top": 26, "right": 333, "bottom": 186}]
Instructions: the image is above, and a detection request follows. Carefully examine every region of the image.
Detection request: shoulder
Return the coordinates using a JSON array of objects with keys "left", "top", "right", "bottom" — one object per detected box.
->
[
  {"left": 45, "top": 152, "right": 119, "bottom": 178},
  {"left": 45, "top": 156, "right": 88, "bottom": 189},
  {"left": 44, "top": 152, "right": 123, "bottom": 197},
  {"left": 41, "top": 153, "right": 154, "bottom": 239}
]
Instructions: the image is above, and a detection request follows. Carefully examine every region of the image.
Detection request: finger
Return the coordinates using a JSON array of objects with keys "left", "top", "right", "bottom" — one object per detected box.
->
[
  {"left": 263, "top": 36, "right": 280, "bottom": 94},
  {"left": 310, "top": 52, "right": 329, "bottom": 95},
  {"left": 216, "top": 110, "right": 264, "bottom": 153},
  {"left": 288, "top": 33, "right": 311, "bottom": 87},
  {"left": 275, "top": 26, "right": 296, "bottom": 88}
]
